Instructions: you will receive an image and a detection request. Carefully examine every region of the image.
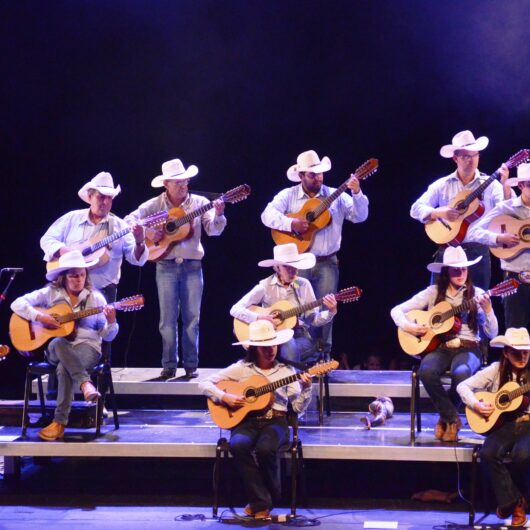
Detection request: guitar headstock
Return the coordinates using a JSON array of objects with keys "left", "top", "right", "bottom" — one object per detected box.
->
[
  {"left": 143, "top": 210, "right": 169, "bottom": 228},
  {"left": 490, "top": 278, "right": 520, "bottom": 298},
  {"left": 114, "top": 295, "right": 145, "bottom": 312},
  {"left": 307, "top": 360, "right": 339, "bottom": 377},
  {"left": 335, "top": 286, "right": 362, "bottom": 303},
  {"left": 506, "top": 149, "right": 530, "bottom": 170},
  {"left": 0, "top": 345, "right": 9, "bottom": 361},
  {"left": 222, "top": 184, "right": 252, "bottom": 204},
  {"left": 353, "top": 158, "right": 379, "bottom": 181}
]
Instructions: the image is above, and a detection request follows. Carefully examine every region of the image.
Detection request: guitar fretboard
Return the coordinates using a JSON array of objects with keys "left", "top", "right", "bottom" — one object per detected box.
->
[
  {"left": 173, "top": 200, "right": 218, "bottom": 229},
  {"left": 254, "top": 373, "right": 302, "bottom": 397},
  {"left": 506, "top": 381, "right": 530, "bottom": 402}
]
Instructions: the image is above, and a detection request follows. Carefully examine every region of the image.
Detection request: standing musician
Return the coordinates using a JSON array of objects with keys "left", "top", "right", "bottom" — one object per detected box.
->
[
  {"left": 261, "top": 150, "right": 368, "bottom": 358},
  {"left": 469, "top": 164, "right": 530, "bottom": 331},
  {"left": 457, "top": 328, "right": 530, "bottom": 527},
  {"left": 231, "top": 243, "right": 337, "bottom": 364},
  {"left": 390, "top": 246, "right": 498, "bottom": 441},
  {"left": 126, "top": 158, "right": 226, "bottom": 379},
  {"left": 199, "top": 320, "right": 312, "bottom": 520},
  {"left": 11, "top": 251, "right": 118, "bottom": 441},
  {"left": 410, "top": 130, "right": 511, "bottom": 290}
]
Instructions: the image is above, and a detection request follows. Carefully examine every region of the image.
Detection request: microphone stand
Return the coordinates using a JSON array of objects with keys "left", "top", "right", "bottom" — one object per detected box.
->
[{"left": 0, "top": 270, "right": 20, "bottom": 307}]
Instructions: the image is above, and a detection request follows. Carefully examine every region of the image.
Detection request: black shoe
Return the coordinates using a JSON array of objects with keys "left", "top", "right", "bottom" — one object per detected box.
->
[
  {"left": 185, "top": 369, "right": 198, "bottom": 379},
  {"left": 160, "top": 368, "right": 176, "bottom": 379}
]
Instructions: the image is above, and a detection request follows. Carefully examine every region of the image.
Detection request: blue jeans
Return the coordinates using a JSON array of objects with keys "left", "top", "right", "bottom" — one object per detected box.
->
[
  {"left": 229, "top": 417, "right": 290, "bottom": 512},
  {"left": 279, "top": 328, "right": 320, "bottom": 365},
  {"left": 418, "top": 346, "right": 481, "bottom": 423},
  {"left": 503, "top": 273, "right": 530, "bottom": 330},
  {"left": 46, "top": 337, "right": 101, "bottom": 425},
  {"left": 481, "top": 421, "right": 530, "bottom": 510},
  {"left": 156, "top": 259, "right": 203, "bottom": 371},
  {"left": 298, "top": 255, "right": 339, "bottom": 357}
]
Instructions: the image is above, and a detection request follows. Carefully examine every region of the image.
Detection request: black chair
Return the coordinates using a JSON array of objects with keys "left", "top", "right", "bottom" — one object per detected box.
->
[
  {"left": 21, "top": 359, "right": 119, "bottom": 438},
  {"left": 212, "top": 410, "right": 305, "bottom": 518}
]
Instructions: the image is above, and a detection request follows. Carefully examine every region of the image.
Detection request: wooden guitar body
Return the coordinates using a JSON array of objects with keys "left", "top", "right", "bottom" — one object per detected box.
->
[
  {"left": 46, "top": 236, "right": 109, "bottom": 273},
  {"left": 271, "top": 198, "right": 332, "bottom": 253},
  {"left": 424, "top": 190, "right": 484, "bottom": 246},
  {"left": 9, "top": 303, "right": 75, "bottom": 352},
  {"left": 146, "top": 207, "right": 192, "bottom": 261},
  {"left": 207, "top": 375, "right": 273, "bottom": 430},
  {"left": 489, "top": 215, "right": 530, "bottom": 260}
]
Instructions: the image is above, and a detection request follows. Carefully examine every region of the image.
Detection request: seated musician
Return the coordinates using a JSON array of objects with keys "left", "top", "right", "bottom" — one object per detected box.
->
[
  {"left": 230, "top": 243, "right": 337, "bottom": 364},
  {"left": 457, "top": 328, "right": 530, "bottom": 527},
  {"left": 390, "top": 246, "right": 498, "bottom": 442},
  {"left": 198, "top": 320, "right": 312, "bottom": 519},
  {"left": 11, "top": 250, "right": 118, "bottom": 441}
]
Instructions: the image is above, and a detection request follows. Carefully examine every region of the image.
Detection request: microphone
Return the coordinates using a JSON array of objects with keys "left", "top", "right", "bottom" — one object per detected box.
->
[{"left": 1, "top": 268, "right": 24, "bottom": 273}]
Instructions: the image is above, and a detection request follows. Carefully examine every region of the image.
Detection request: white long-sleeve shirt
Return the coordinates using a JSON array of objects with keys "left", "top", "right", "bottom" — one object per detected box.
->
[
  {"left": 199, "top": 359, "right": 312, "bottom": 414},
  {"left": 40, "top": 209, "right": 148, "bottom": 289},
  {"left": 261, "top": 183, "right": 368, "bottom": 256},
  {"left": 11, "top": 285, "right": 118, "bottom": 351},
  {"left": 126, "top": 192, "right": 227, "bottom": 260}
]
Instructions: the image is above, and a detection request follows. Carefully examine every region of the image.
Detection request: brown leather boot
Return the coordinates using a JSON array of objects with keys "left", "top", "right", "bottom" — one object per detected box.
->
[
  {"left": 38, "top": 421, "right": 65, "bottom": 441},
  {"left": 434, "top": 418, "right": 446, "bottom": 440},
  {"left": 442, "top": 417, "right": 462, "bottom": 442},
  {"left": 512, "top": 498, "right": 528, "bottom": 527},
  {"left": 80, "top": 381, "right": 101, "bottom": 402}
]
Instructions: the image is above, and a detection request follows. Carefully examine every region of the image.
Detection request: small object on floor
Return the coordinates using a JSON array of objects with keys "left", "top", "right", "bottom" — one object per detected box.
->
[
  {"left": 160, "top": 368, "right": 176, "bottom": 379},
  {"left": 185, "top": 368, "right": 198, "bottom": 379},
  {"left": 38, "top": 421, "right": 65, "bottom": 441},
  {"left": 360, "top": 396, "right": 394, "bottom": 429},
  {"left": 80, "top": 381, "right": 101, "bottom": 402},
  {"left": 411, "top": 489, "right": 458, "bottom": 504},
  {"left": 441, "top": 416, "right": 462, "bottom": 442},
  {"left": 243, "top": 504, "right": 271, "bottom": 519}
]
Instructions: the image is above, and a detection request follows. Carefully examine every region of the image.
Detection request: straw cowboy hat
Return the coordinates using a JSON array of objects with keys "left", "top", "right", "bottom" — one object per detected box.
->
[
  {"left": 490, "top": 328, "right": 530, "bottom": 350},
  {"left": 286, "top": 150, "right": 331, "bottom": 183},
  {"left": 426, "top": 246, "right": 482, "bottom": 273},
  {"left": 506, "top": 163, "right": 530, "bottom": 187},
  {"left": 78, "top": 172, "right": 122, "bottom": 204},
  {"left": 233, "top": 319, "right": 294, "bottom": 347},
  {"left": 258, "top": 243, "right": 316, "bottom": 270},
  {"left": 46, "top": 250, "right": 98, "bottom": 281},
  {"left": 439, "top": 130, "right": 489, "bottom": 158},
  {"left": 151, "top": 159, "right": 199, "bottom": 188}
]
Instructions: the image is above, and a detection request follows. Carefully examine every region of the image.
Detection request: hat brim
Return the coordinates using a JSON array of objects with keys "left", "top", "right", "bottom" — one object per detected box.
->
[
  {"left": 426, "top": 255, "right": 482, "bottom": 273},
  {"left": 78, "top": 184, "right": 122, "bottom": 204},
  {"left": 490, "top": 336, "right": 530, "bottom": 350},
  {"left": 440, "top": 137, "right": 489, "bottom": 158},
  {"left": 286, "top": 156, "right": 331, "bottom": 182},
  {"left": 257, "top": 253, "right": 316, "bottom": 270},
  {"left": 506, "top": 175, "right": 530, "bottom": 187},
  {"left": 151, "top": 165, "right": 199, "bottom": 188},
  {"left": 232, "top": 328, "right": 294, "bottom": 347},
  {"left": 45, "top": 258, "right": 99, "bottom": 281}
]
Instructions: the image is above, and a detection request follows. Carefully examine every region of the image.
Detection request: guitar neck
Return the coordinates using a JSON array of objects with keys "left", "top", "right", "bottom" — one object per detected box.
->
[
  {"left": 253, "top": 372, "right": 303, "bottom": 397},
  {"left": 84, "top": 226, "right": 130, "bottom": 255},
  {"left": 56, "top": 306, "right": 105, "bottom": 324},
  {"left": 439, "top": 285, "right": 500, "bottom": 323},
  {"left": 462, "top": 171, "right": 500, "bottom": 207},
  {"left": 312, "top": 180, "right": 350, "bottom": 218},
  {"left": 506, "top": 381, "right": 530, "bottom": 402},
  {"left": 280, "top": 297, "right": 327, "bottom": 319},
  {"left": 174, "top": 201, "right": 218, "bottom": 228}
]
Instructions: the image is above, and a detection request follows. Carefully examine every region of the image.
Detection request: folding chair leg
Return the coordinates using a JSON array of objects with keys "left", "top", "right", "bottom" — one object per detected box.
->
[
  {"left": 410, "top": 368, "right": 417, "bottom": 445},
  {"left": 212, "top": 437, "right": 228, "bottom": 518},
  {"left": 324, "top": 373, "right": 331, "bottom": 417},
  {"left": 318, "top": 376, "right": 324, "bottom": 426},
  {"left": 469, "top": 446, "right": 480, "bottom": 526},
  {"left": 107, "top": 369, "right": 120, "bottom": 430},
  {"left": 21, "top": 372, "right": 33, "bottom": 437}
]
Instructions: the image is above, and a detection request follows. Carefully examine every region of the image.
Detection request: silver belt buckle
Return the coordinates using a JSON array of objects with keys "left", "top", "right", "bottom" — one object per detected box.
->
[
  {"left": 175, "top": 257, "right": 184, "bottom": 265},
  {"left": 518, "top": 272, "right": 530, "bottom": 284}
]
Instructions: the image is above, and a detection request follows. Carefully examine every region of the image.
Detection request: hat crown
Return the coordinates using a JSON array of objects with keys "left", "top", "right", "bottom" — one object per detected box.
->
[
  {"left": 297, "top": 150, "right": 322, "bottom": 168},
  {"left": 442, "top": 246, "right": 469, "bottom": 265},
  {"left": 273, "top": 243, "right": 302, "bottom": 263},
  {"left": 55, "top": 250, "right": 89, "bottom": 270},
  {"left": 505, "top": 327, "right": 530, "bottom": 346},
  {"left": 518, "top": 163, "right": 530, "bottom": 180},
  {"left": 452, "top": 130, "right": 477, "bottom": 149},
  {"left": 161, "top": 159, "right": 186, "bottom": 177},
  {"left": 91, "top": 172, "right": 115, "bottom": 188},
  {"left": 247, "top": 320, "right": 277, "bottom": 342}
]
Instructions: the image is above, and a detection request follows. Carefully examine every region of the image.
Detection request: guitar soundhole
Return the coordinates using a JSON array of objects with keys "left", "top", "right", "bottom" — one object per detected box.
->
[
  {"left": 496, "top": 392, "right": 510, "bottom": 409},
  {"left": 244, "top": 388, "right": 257, "bottom": 403},
  {"left": 430, "top": 314, "right": 442, "bottom": 329},
  {"left": 165, "top": 220, "right": 177, "bottom": 234},
  {"left": 455, "top": 201, "right": 467, "bottom": 213},
  {"left": 520, "top": 226, "right": 530, "bottom": 242},
  {"left": 305, "top": 212, "right": 315, "bottom": 223}
]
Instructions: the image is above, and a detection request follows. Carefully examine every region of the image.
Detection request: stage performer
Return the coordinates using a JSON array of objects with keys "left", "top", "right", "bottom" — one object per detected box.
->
[
  {"left": 199, "top": 320, "right": 312, "bottom": 519},
  {"left": 126, "top": 158, "right": 226, "bottom": 379},
  {"left": 11, "top": 250, "right": 118, "bottom": 441},
  {"left": 231, "top": 243, "right": 337, "bottom": 365},
  {"left": 457, "top": 327, "right": 530, "bottom": 527},
  {"left": 261, "top": 149, "right": 368, "bottom": 359},
  {"left": 468, "top": 163, "right": 530, "bottom": 331},
  {"left": 390, "top": 246, "right": 498, "bottom": 442},
  {"left": 410, "top": 129, "right": 511, "bottom": 290}
]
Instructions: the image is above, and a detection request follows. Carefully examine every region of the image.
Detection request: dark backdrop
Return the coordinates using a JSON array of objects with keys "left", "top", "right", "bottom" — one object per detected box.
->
[{"left": 1, "top": 0, "right": 529, "bottom": 397}]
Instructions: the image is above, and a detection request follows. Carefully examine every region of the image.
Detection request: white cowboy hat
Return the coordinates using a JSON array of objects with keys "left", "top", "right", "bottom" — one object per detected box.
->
[
  {"left": 506, "top": 163, "right": 530, "bottom": 187},
  {"left": 426, "top": 246, "right": 482, "bottom": 273},
  {"left": 439, "top": 130, "right": 489, "bottom": 158},
  {"left": 151, "top": 159, "right": 199, "bottom": 188},
  {"left": 78, "top": 172, "right": 122, "bottom": 204},
  {"left": 46, "top": 250, "right": 98, "bottom": 281},
  {"left": 258, "top": 243, "right": 316, "bottom": 270},
  {"left": 233, "top": 320, "right": 294, "bottom": 347},
  {"left": 286, "top": 150, "right": 331, "bottom": 182},
  {"left": 490, "top": 328, "right": 530, "bottom": 350}
]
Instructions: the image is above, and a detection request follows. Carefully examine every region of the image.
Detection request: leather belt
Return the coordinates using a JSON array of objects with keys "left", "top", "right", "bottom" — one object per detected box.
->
[
  {"left": 254, "top": 409, "right": 287, "bottom": 420},
  {"left": 442, "top": 339, "right": 479, "bottom": 349},
  {"left": 315, "top": 252, "right": 337, "bottom": 262}
]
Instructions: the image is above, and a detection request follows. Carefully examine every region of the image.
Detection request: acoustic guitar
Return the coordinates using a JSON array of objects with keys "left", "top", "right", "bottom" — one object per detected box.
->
[
  {"left": 488, "top": 215, "right": 530, "bottom": 260},
  {"left": 466, "top": 381, "right": 530, "bottom": 434},
  {"left": 146, "top": 184, "right": 251, "bottom": 261},
  {"left": 9, "top": 295, "right": 144, "bottom": 354},
  {"left": 397, "top": 279, "right": 519, "bottom": 357},
  {"left": 424, "top": 149, "right": 530, "bottom": 246},
  {"left": 207, "top": 360, "right": 338, "bottom": 429},
  {"left": 232, "top": 286, "right": 362, "bottom": 343},
  {"left": 46, "top": 211, "right": 168, "bottom": 272},
  {"left": 271, "top": 159, "right": 378, "bottom": 253}
]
